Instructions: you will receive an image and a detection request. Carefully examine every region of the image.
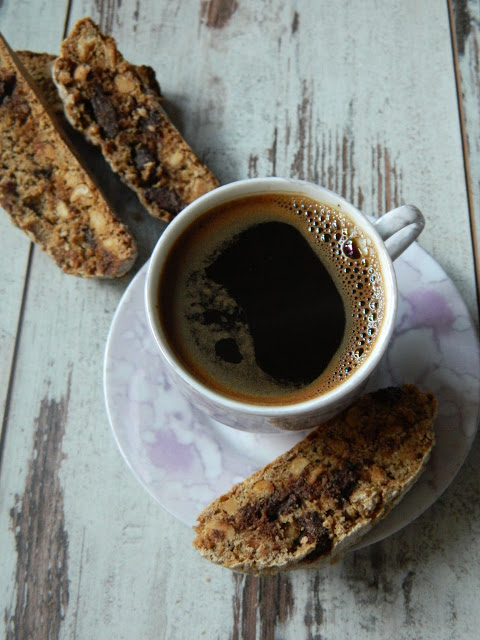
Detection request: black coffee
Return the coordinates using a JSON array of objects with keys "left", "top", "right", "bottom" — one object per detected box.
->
[
  {"left": 205, "top": 221, "right": 345, "bottom": 385},
  {"left": 158, "top": 193, "right": 385, "bottom": 405}
]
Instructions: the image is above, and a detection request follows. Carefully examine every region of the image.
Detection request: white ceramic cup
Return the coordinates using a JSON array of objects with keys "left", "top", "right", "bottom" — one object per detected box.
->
[{"left": 145, "top": 178, "right": 424, "bottom": 433}]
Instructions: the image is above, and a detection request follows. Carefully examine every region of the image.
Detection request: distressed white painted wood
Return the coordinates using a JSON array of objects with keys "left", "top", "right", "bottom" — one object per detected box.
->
[
  {"left": 0, "top": 0, "right": 72, "bottom": 445},
  {"left": 0, "top": 1, "right": 479, "bottom": 639},
  {"left": 451, "top": 0, "right": 480, "bottom": 320},
  {"left": 0, "top": 218, "right": 29, "bottom": 425}
]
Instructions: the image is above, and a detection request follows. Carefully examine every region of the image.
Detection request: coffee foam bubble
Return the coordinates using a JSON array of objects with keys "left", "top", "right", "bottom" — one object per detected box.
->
[{"left": 159, "top": 193, "right": 385, "bottom": 405}]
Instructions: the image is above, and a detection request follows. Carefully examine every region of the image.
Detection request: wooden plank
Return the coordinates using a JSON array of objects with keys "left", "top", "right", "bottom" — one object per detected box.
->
[
  {"left": 0, "top": 1, "right": 478, "bottom": 639},
  {"left": 449, "top": 0, "right": 480, "bottom": 321},
  {"left": 0, "top": 1, "right": 75, "bottom": 426},
  {"left": 0, "top": 10, "right": 74, "bottom": 432},
  {"left": 0, "top": 220, "right": 31, "bottom": 433},
  {"left": 0, "top": 3, "right": 75, "bottom": 636}
]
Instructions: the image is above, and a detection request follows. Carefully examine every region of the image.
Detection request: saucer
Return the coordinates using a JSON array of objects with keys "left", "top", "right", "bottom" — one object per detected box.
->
[{"left": 103, "top": 242, "right": 480, "bottom": 548}]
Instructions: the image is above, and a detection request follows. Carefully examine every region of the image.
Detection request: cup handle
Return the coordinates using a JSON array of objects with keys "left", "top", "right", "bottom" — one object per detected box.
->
[{"left": 372, "top": 205, "right": 425, "bottom": 261}]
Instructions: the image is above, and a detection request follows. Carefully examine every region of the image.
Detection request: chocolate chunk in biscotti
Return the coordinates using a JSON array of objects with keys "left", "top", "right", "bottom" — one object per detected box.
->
[
  {"left": 193, "top": 384, "right": 437, "bottom": 574},
  {"left": 52, "top": 17, "right": 219, "bottom": 222},
  {"left": 0, "top": 33, "right": 137, "bottom": 277}
]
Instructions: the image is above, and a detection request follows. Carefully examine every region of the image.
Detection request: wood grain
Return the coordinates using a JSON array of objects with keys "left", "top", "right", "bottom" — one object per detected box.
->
[
  {"left": 202, "top": 0, "right": 238, "bottom": 29},
  {"left": 450, "top": 0, "right": 480, "bottom": 321},
  {"left": 0, "top": 3, "right": 72, "bottom": 477},
  {"left": 6, "top": 374, "right": 71, "bottom": 640},
  {"left": 231, "top": 573, "right": 295, "bottom": 640}
]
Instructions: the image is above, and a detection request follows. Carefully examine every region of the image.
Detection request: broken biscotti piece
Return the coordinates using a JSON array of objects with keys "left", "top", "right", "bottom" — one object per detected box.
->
[
  {"left": 0, "top": 34, "right": 137, "bottom": 277},
  {"left": 52, "top": 17, "right": 219, "bottom": 222},
  {"left": 193, "top": 385, "right": 436, "bottom": 574}
]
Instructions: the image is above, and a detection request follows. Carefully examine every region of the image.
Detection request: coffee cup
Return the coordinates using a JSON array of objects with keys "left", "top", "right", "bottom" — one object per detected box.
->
[{"left": 145, "top": 178, "right": 424, "bottom": 433}]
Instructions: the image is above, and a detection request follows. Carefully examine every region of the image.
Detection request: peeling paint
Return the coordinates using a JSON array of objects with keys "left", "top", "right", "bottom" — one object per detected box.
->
[
  {"left": 133, "top": 0, "right": 141, "bottom": 25},
  {"left": 375, "top": 143, "right": 383, "bottom": 215},
  {"left": 371, "top": 143, "right": 403, "bottom": 215},
  {"left": 290, "top": 79, "right": 314, "bottom": 181},
  {"left": 248, "top": 154, "right": 259, "bottom": 178},
  {"left": 230, "top": 573, "right": 294, "bottom": 640},
  {"left": 304, "top": 572, "right": 325, "bottom": 638},
  {"left": 452, "top": 0, "right": 472, "bottom": 56},
  {"left": 317, "top": 129, "right": 357, "bottom": 205},
  {"left": 202, "top": 0, "right": 238, "bottom": 29},
  {"left": 258, "top": 574, "right": 295, "bottom": 638},
  {"left": 291, "top": 11, "right": 299, "bottom": 35},
  {"left": 6, "top": 373, "right": 71, "bottom": 640},
  {"left": 289, "top": 89, "right": 402, "bottom": 218},
  {"left": 402, "top": 570, "right": 416, "bottom": 625},
  {"left": 95, "top": 0, "right": 117, "bottom": 34},
  {"left": 357, "top": 185, "right": 364, "bottom": 212},
  {"left": 230, "top": 573, "right": 258, "bottom": 640},
  {"left": 340, "top": 134, "right": 355, "bottom": 203},
  {"left": 268, "top": 126, "right": 278, "bottom": 176}
]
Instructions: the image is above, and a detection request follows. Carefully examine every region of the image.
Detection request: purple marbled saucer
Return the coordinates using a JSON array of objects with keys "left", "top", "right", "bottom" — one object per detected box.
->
[{"left": 103, "top": 243, "right": 480, "bottom": 547}]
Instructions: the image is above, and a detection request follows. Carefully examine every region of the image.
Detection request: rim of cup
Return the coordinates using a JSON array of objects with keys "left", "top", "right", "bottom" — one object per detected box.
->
[{"left": 145, "top": 177, "right": 398, "bottom": 416}]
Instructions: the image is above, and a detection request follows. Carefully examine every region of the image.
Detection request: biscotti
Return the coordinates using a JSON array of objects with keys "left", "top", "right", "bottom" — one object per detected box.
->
[
  {"left": 193, "top": 385, "right": 436, "bottom": 574},
  {"left": 17, "top": 49, "right": 162, "bottom": 119},
  {"left": 52, "top": 17, "right": 219, "bottom": 222},
  {"left": 0, "top": 33, "right": 137, "bottom": 277}
]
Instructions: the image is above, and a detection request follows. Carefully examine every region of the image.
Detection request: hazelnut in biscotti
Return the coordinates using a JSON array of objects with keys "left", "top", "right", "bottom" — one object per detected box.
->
[
  {"left": 52, "top": 17, "right": 219, "bottom": 222},
  {"left": 0, "top": 33, "right": 137, "bottom": 278},
  {"left": 193, "top": 385, "right": 436, "bottom": 574}
]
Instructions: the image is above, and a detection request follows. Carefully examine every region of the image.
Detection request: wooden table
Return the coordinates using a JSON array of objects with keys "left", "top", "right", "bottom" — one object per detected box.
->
[{"left": 1, "top": 1, "right": 479, "bottom": 638}]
